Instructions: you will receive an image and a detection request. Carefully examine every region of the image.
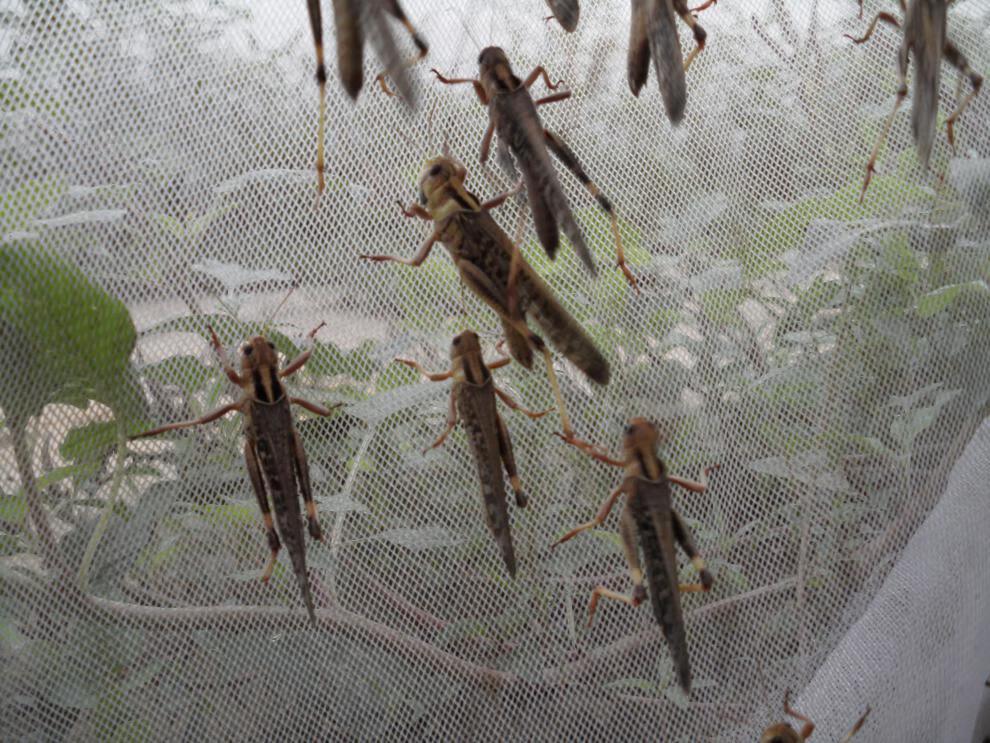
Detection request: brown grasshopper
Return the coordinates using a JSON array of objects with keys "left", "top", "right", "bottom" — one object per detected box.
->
[
  {"left": 131, "top": 322, "right": 338, "bottom": 624},
  {"left": 546, "top": 0, "right": 580, "bottom": 32},
  {"left": 552, "top": 418, "right": 713, "bottom": 693},
  {"left": 761, "top": 690, "right": 871, "bottom": 743},
  {"left": 306, "top": 0, "right": 428, "bottom": 193},
  {"left": 432, "top": 47, "right": 637, "bottom": 289},
  {"left": 397, "top": 330, "right": 550, "bottom": 577},
  {"left": 847, "top": 0, "right": 983, "bottom": 201},
  {"left": 361, "top": 153, "right": 609, "bottom": 443},
  {"left": 628, "top": 0, "right": 713, "bottom": 125}
]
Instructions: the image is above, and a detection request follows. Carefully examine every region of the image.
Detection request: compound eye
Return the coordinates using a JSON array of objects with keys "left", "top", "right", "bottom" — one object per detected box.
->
[
  {"left": 428, "top": 164, "right": 442, "bottom": 177},
  {"left": 267, "top": 341, "right": 275, "bottom": 350},
  {"left": 242, "top": 345, "right": 253, "bottom": 356},
  {"left": 452, "top": 336, "right": 461, "bottom": 345},
  {"left": 624, "top": 423, "right": 635, "bottom": 435}
]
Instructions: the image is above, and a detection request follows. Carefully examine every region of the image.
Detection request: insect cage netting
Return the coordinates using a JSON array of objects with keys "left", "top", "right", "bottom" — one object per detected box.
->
[{"left": 2, "top": 0, "right": 989, "bottom": 740}]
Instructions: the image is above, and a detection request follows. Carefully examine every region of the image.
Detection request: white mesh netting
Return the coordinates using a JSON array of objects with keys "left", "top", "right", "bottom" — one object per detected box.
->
[{"left": 2, "top": 0, "right": 990, "bottom": 740}]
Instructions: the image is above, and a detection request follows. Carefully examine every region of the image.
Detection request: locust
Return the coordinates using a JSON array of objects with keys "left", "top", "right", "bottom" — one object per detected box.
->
[
  {"left": 846, "top": 0, "right": 983, "bottom": 202},
  {"left": 131, "top": 322, "right": 338, "bottom": 624},
  {"left": 432, "top": 47, "right": 637, "bottom": 289},
  {"left": 361, "top": 153, "right": 610, "bottom": 443},
  {"left": 397, "top": 330, "right": 550, "bottom": 577},
  {"left": 306, "top": 0, "right": 429, "bottom": 193},
  {"left": 761, "top": 690, "right": 871, "bottom": 743},
  {"left": 551, "top": 418, "right": 714, "bottom": 693},
  {"left": 628, "top": 0, "right": 714, "bottom": 125},
  {"left": 546, "top": 0, "right": 580, "bottom": 32}
]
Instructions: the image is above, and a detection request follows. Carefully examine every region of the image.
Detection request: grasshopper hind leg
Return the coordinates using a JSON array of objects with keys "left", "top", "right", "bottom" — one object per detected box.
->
[{"left": 245, "top": 441, "right": 281, "bottom": 581}]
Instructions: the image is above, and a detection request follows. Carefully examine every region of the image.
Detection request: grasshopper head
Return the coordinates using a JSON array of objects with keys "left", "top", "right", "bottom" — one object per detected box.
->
[
  {"left": 478, "top": 46, "right": 518, "bottom": 95},
  {"left": 449, "top": 330, "right": 482, "bottom": 361},
  {"left": 622, "top": 418, "right": 668, "bottom": 479},
  {"left": 240, "top": 336, "right": 280, "bottom": 374},
  {"left": 240, "top": 336, "right": 284, "bottom": 403},
  {"left": 419, "top": 155, "right": 477, "bottom": 221},
  {"left": 759, "top": 724, "right": 800, "bottom": 743}
]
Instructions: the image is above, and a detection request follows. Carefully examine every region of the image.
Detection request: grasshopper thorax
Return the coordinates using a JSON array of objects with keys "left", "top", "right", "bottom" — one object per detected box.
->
[
  {"left": 240, "top": 335, "right": 285, "bottom": 404},
  {"left": 478, "top": 46, "right": 519, "bottom": 95}
]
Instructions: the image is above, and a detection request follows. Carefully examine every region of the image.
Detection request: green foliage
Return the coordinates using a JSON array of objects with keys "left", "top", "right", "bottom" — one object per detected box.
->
[{"left": 0, "top": 243, "right": 142, "bottom": 423}]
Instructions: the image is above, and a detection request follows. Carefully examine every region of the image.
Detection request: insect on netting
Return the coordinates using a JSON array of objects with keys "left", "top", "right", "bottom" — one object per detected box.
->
[{"left": 1, "top": 0, "right": 989, "bottom": 740}]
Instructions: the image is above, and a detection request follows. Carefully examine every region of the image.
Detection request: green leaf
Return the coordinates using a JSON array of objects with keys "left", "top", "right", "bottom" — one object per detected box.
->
[
  {"left": 141, "top": 355, "right": 216, "bottom": 396},
  {"left": 0, "top": 243, "right": 143, "bottom": 422},
  {"left": 59, "top": 421, "right": 118, "bottom": 483},
  {"left": 916, "top": 280, "right": 990, "bottom": 318},
  {"left": 0, "top": 177, "right": 66, "bottom": 234}
]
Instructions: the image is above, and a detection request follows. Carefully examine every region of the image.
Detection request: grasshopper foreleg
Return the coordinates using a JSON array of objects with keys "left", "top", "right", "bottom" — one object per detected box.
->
[{"left": 431, "top": 69, "right": 488, "bottom": 104}]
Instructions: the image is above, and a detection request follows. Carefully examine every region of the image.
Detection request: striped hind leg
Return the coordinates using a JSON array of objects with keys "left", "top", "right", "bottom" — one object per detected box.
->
[
  {"left": 245, "top": 441, "right": 280, "bottom": 582},
  {"left": 542, "top": 128, "right": 637, "bottom": 290}
]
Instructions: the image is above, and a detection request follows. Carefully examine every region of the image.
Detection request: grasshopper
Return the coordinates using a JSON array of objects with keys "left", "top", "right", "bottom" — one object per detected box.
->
[
  {"left": 397, "top": 330, "right": 550, "bottom": 577},
  {"left": 552, "top": 418, "right": 713, "bottom": 693},
  {"left": 847, "top": 0, "right": 983, "bottom": 201},
  {"left": 546, "top": 0, "right": 580, "bottom": 32},
  {"left": 306, "top": 0, "right": 428, "bottom": 193},
  {"left": 361, "top": 153, "right": 609, "bottom": 442},
  {"left": 432, "top": 47, "right": 637, "bottom": 289},
  {"left": 131, "top": 321, "right": 338, "bottom": 624},
  {"left": 761, "top": 690, "right": 871, "bottom": 743},
  {"left": 628, "top": 0, "right": 713, "bottom": 125}
]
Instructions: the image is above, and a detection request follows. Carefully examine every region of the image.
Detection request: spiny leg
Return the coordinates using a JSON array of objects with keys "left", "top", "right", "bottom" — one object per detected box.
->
[
  {"left": 554, "top": 431, "right": 626, "bottom": 467},
  {"left": 783, "top": 689, "right": 815, "bottom": 741},
  {"left": 493, "top": 385, "right": 552, "bottom": 419},
  {"left": 689, "top": 0, "right": 717, "bottom": 12},
  {"left": 425, "top": 385, "right": 459, "bottom": 453},
  {"left": 360, "top": 227, "right": 441, "bottom": 265},
  {"left": 542, "top": 128, "right": 638, "bottom": 291},
  {"left": 431, "top": 69, "right": 489, "bottom": 104},
  {"left": 588, "top": 504, "right": 646, "bottom": 625},
  {"left": 839, "top": 707, "right": 871, "bottom": 743},
  {"left": 668, "top": 464, "right": 718, "bottom": 494},
  {"left": 843, "top": 11, "right": 901, "bottom": 44},
  {"left": 552, "top": 480, "right": 627, "bottom": 547},
  {"left": 534, "top": 91, "right": 572, "bottom": 106},
  {"left": 672, "top": 0, "right": 707, "bottom": 71},
  {"left": 290, "top": 397, "right": 341, "bottom": 417},
  {"left": 306, "top": 0, "right": 327, "bottom": 194},
  {"left": 522, "top": 65, "right": 564, "bottom": 91},
  {"left": 494, "top": 410, "right": 527, "bottom": 507},
  {"left": 671, "top": 509, "right": 713, "bottom": 590},
  {"left": 374, "top": 0, "right": 429, "bottom": 97},
  {"left": 245, "top": 440, "right": 281, "bottom": 582},
  {"left": 394, "top": 358, "right": 453, "bottom": 382},
  {"left": 480, "top": 179, "right": 524, "bottom": 211},
  {"left": 130, "top": 401, "right": 243, "bottom": 439},
  {"left": 942, "top": 41, "right": 983, "bottom": 151},
  {"left": 280, "top": 322, "right": 327, "bottom": 378},
  {"left": 859, "top": 34, "right": 910, "bottom": 202},
  {"left": 207, "top": 325, "right": 246, "bottom": 386},
  {"left": 397, "top": 201, "right": 432, "bottom": 220},
  {"left": 291, "top": 429, "right": 324, "bottom": 541}
]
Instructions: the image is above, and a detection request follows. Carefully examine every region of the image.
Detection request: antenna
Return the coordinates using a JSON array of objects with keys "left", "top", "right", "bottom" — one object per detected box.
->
[{"left": 262, "top": 281, "right": 298, "bottom": 334}]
